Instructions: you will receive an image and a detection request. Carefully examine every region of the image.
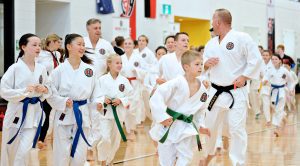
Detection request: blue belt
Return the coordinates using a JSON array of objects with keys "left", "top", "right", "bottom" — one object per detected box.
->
[
  {"left": 271, "top": 84, "right": 285, "bottom": 105},
  {"left": 7, "top": 97, "right": 44, "bottom": 148},
  {"left": 70, "top": 99, "right": 91, "bottom": 158}
]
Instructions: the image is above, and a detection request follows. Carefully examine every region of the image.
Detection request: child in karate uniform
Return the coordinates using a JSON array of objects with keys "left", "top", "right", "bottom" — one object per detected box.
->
[
  {"left": 149, "top": 50, "right": 210, "bottom": 166},
  {"left": 96, "top": 54, "right": 133, "bottom": 166},
  {"left": 0, "top": 33, "right": 51, "bottom": 166},
  {"left": 263, "top": 54, "right": 292, "bottom": 136}
]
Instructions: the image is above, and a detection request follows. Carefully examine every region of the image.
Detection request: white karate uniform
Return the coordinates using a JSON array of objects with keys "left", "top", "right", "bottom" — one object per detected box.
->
[
  {"left": 120, "top": 52, "right": 146, "bottom": 131},
  {"left": 47, "top": 59, "right": 100, "bottom": 166},
  {"left": 137, "top": 47, "right": 156, "bottom": 72},
  {"left": 260, "top": 61, "right": 273, "bottom": 122},
  {"left": 36, "top": 50, "right": 61, "bottom": 75},
  {"left": 263, "top": 66, "right": 291, "bottom": 126},
  {"left": 95, "top": 73, "right": 132, "bottom": 163},
  {"left": 149, "top": 76, "right": 207, "bottom": 166},
  {"left": 203, "top": 29, "right": 262, "bottom": 166},
  {"left": 0, "top": 59, "right": 51, "bottom": 166},
  {"left": 84, "top": 37, "right": 115, "bottom": 78},
  {"left": 249, "top": 79, "right": 261, "bottom": 115},
  {"left": 285, "top": 70, "right": 298, "bottom": 111},
  {"left": 158, "top": 52, "right": 185, "bottom": 81}
]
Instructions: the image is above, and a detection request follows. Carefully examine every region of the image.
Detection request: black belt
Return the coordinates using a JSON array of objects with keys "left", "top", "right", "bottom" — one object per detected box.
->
[{"left": 208, "top": 82, "right": 247, "bottom": 111}]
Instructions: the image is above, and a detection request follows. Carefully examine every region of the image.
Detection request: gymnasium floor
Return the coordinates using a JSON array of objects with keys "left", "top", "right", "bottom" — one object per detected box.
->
[{"left": 1, "top": 96, "right": 299, "bottom": 166}]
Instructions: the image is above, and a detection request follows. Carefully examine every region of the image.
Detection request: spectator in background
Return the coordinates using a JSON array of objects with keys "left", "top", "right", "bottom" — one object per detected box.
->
[
  {"left": 164, "top": 35, "right": 175, "bottom": 53},
  {"left": 113, "top": 36, "right": 125, "bottom": 55},
  {"left": 276, "top": 44, "right": 295, "bottom": 68},
  {"left": 258, "top": 45, "right": 264, "bottom": 55}
]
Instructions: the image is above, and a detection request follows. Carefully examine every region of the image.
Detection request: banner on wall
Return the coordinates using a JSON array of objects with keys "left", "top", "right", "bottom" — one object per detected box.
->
[
  {"left": 97, "top": 0, "right": 115, "bottom": 14},
  {"left": 267, "top": 0, "right": 275, "bottom": 53},
  {"left": 121, "top": 0, "right": 135, "bottom": 17}
]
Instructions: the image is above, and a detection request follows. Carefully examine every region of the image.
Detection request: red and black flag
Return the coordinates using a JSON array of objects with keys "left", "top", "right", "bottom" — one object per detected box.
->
[{"left": 145, "top": 0, "right": 156, "bottom": 18}]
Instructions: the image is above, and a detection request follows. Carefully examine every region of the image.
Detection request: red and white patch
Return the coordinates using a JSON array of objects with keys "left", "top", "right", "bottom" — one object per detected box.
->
[
  {"left": 200, "top": 93, "right": 208, "bottom": 102},
  {"left": 226, "top": 42, "right": 234, "bottom": 50},
  {"left": 84, "top": 68, "right": 94, "bottom": 77},
  {"left": 99, "top": 48, "right": 106, "bottom": 55},
  {"left": 119, "top": 84, "right": 125, "bottom": 92}
]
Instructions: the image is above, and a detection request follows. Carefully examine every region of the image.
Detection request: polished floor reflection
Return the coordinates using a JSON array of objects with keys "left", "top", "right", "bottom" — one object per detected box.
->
[{"left": 1, "top": 96, "right": 299, "bottom": 166}]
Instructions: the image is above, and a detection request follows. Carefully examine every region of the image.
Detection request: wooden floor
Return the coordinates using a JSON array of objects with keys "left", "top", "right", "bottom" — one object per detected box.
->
[{"left": 1, "top": 96, "right": 300, "bottom": 166}]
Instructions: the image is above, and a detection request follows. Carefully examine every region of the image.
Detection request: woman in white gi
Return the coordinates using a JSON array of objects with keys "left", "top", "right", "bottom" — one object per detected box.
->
[
  {"left": 96, "top": 54, "right": 133, "bottom": 166},
  {"left": 36, "top": 33, "right": 62, "bottom": 148},
  {"left": 260, "top": 50, "right": 273, "bottom": 126},
  {"left": 47, "top": 34, "right": 101, "bottom": 166},
  {"left": 149, "top": 50, "right": 210, "bottom": 166},
  {"left": 263, "top": 54, "right": 291, "bottom": 136},
  {"left": 120, "top": 38, "right": 146, "bottom": 140},
  {"left": 0, "top": 33, "right": 51, "bottom": 166}
]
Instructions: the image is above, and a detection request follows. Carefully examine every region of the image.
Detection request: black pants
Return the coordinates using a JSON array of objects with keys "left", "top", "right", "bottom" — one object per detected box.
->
[{"left": 39, "top": 100, "right": 51, "bottom": 142}]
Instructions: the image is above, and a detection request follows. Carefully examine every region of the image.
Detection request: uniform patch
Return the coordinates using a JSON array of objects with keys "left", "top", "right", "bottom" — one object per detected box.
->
[
  {"left": 142, "top": 53, "right": 147, "bottom": 58},
  {"left": 39, "top": 75, "right": 43, "bottom": 84},
  {"left": 84, "top": 68, "right": 94, "bottom": 77},
  {"left": 134, "top": 62, "right": 139, "bottom": 67},
  {"left": 282, "top": 74, "right": 286, "bottom": 79},
  {"left": 119, "top": 84, "right": 125, "bottom": 92},
  {"left": 200, "top": 93, "right": 208, "bottom": 102},
  {"left": 99, "top": 48, "right": 106, "bottom": 55},
  {"left": 226, "top": 42, "right": 234, "bottom": 50}
]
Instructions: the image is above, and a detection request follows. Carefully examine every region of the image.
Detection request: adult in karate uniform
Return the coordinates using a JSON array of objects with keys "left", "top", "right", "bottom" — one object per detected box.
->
[
  {"left": 84, "top": 18, "right": 115, "bottom": 78},
  {"left": 47, "top": 34, "right": 101, "bottom": 166},
  {"left": 120, "top": 38, "right": 146, "bottom": 139},
  {"left": 0, "top": 34, "right": 51, "bottom": 166},
  {"left": 203, "top": 9, "right": 262, "bottom": 166},
  {"left": 157, "top": 32, "right": 189, "bottom": 84},
  {"left": 149, "top": 50, "right": 210, "bottom": 166},
  {"left": 96, "top": 55, "right": 133, "bottom": 166}
]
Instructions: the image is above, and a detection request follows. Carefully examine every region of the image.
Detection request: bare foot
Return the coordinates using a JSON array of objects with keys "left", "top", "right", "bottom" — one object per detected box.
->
[
  {"left": 87, "top": 150, "right": 94, "bottom": 161},
  {"left": 215, "top": 147, "right": 222, "bottom": 156},
  {"left": 266, "top": 121, "right": 271, "bottom": 127},
  {"left": 37, "top": 141, "right": 45, "bottom": 150}
]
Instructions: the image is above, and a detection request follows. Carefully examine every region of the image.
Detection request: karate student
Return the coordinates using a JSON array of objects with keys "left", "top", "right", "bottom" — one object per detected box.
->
[
  {"left": 47, "top": 34, "right": 101, "bottom": 166},
  {"left": 157, "top": 32, "right": 189, "bottom": 84},
  {"left": 282, "top": 59, "right": 298, "bottom": 112},
  {"left": 120, "top": 38, "right": 146, "bottom": 140},
  {"left": 263, "top": 54, "right": 291, "bottom": 136},
  {"left": 260, "top": 50, "right": 273, "bottom": 126},
  {"left": 164, "top": 35, "right": 175, "bottom": 53},
  {"left": 149, "top": 50, "right": 210, "bottom": 166},
  {"left": 36, "top": 33, "right": 62, "bottom": 148},
  {"left": 137, "top": 34, "right": 156, "bottom": 72},
  {"left": 203, "top": 9, "right": 262, "bottom": 166},
  {"left": 249, "top": 78, "right": 261, "bottom": 119},
  {"left": 0, "top": 33, "right": 51, "bottom": 166},
  {"left": 96, "top": 54, "right": 133, "bottom": 166},
  {"left": 84, "top": 18, "right": 115, "bottom": 78}
]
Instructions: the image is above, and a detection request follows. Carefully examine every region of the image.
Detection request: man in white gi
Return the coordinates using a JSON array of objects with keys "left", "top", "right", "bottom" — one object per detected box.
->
[
  {"left": 84, "top": 18, "right": 115, "bottom": 78},
  {"left": 203, "top": 9, "right": 262, "bottom": 166},
  {"left": 157, "top": 32, "right": 189, "bottom": 84}
]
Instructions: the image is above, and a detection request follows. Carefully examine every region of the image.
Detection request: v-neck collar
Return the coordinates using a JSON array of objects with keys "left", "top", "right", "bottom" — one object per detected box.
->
[
  {"left": 182, "top": 76, "right": 202, "bottom": 99},
  {"left": 19, "top": 58, "right": 36, "bottom": 73},
  {"left": 218, "top": 29, "right": 233, "bottom": 45}
]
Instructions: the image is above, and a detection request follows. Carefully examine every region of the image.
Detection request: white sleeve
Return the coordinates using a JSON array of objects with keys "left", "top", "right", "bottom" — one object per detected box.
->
[
  {"left": 46, "top": 68, "right": 69, "bottom": 112},
  {"left": 149, "top": 79, "right": 177, "bottom": 123},
  {"left": 0, "top": 65, "right": 28, "bottom": 102},
  {"left": 241, "top": 34, "right": 263, "bottom": 80}
]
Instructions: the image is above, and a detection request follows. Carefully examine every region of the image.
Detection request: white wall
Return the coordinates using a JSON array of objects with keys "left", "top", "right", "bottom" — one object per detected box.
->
[
  {"left": 15, "top": 0, "right": 36, "bottom": 58},
  {"left": 172, "top": 0, "right": 211, "bottom": 20},
  {"left": 36, "top": 1, "right": 71, "bottom": 39}
]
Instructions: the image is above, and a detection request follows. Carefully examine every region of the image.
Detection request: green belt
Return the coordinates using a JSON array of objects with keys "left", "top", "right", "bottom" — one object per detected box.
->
[
  {"left": 159, "top": 108, "right": 202, "bottom": 151},
  {"left": 104, "top": 101, "right": 127, "bottom": 142}
]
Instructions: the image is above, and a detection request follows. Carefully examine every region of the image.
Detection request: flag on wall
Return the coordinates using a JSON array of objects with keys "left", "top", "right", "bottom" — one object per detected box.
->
[
  {"left": 97, "top": 0, "right": 114, "bottom": 14},
  {"left": 121, "top": 0, "right": 135, "bottom": 17},
  {"left": 145, "top": 0, "right": 156, "bottom": 18}
]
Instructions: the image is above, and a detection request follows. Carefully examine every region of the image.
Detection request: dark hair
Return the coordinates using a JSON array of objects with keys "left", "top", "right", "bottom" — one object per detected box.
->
[
  {"left": 258, "top": 45, "right": 264, "bottom": 50},
  {"left": 155, "top": 46, "right": 167, "bottom": 54},
  {"left": 115, "top": 36, "right": 125, "bottom": 47},
  {"left": 64, "top": 33, "right": 93, "bottom": 64},
  {"left": 164, "top": 35, "right": 175, "bottom": 45},
  {"left": 198, "top": 45, "right": 205, "bottom": 52},
  {"left": 174, "top": 32, "right": 189, "bottom": 41},
  {"left": 133, "top": 40, "right": 138, "bottom": 47},
  {"left": 272, "top": 53, "right": 282, "bottom": 63},
  {"left": 17, "top": 33, "right": 38, "bottom": 61}
]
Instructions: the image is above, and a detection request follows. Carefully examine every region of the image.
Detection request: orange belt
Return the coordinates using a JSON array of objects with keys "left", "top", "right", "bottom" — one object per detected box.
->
[{"left": 127, "top": 77, "right": 137, "bottom": 84}]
